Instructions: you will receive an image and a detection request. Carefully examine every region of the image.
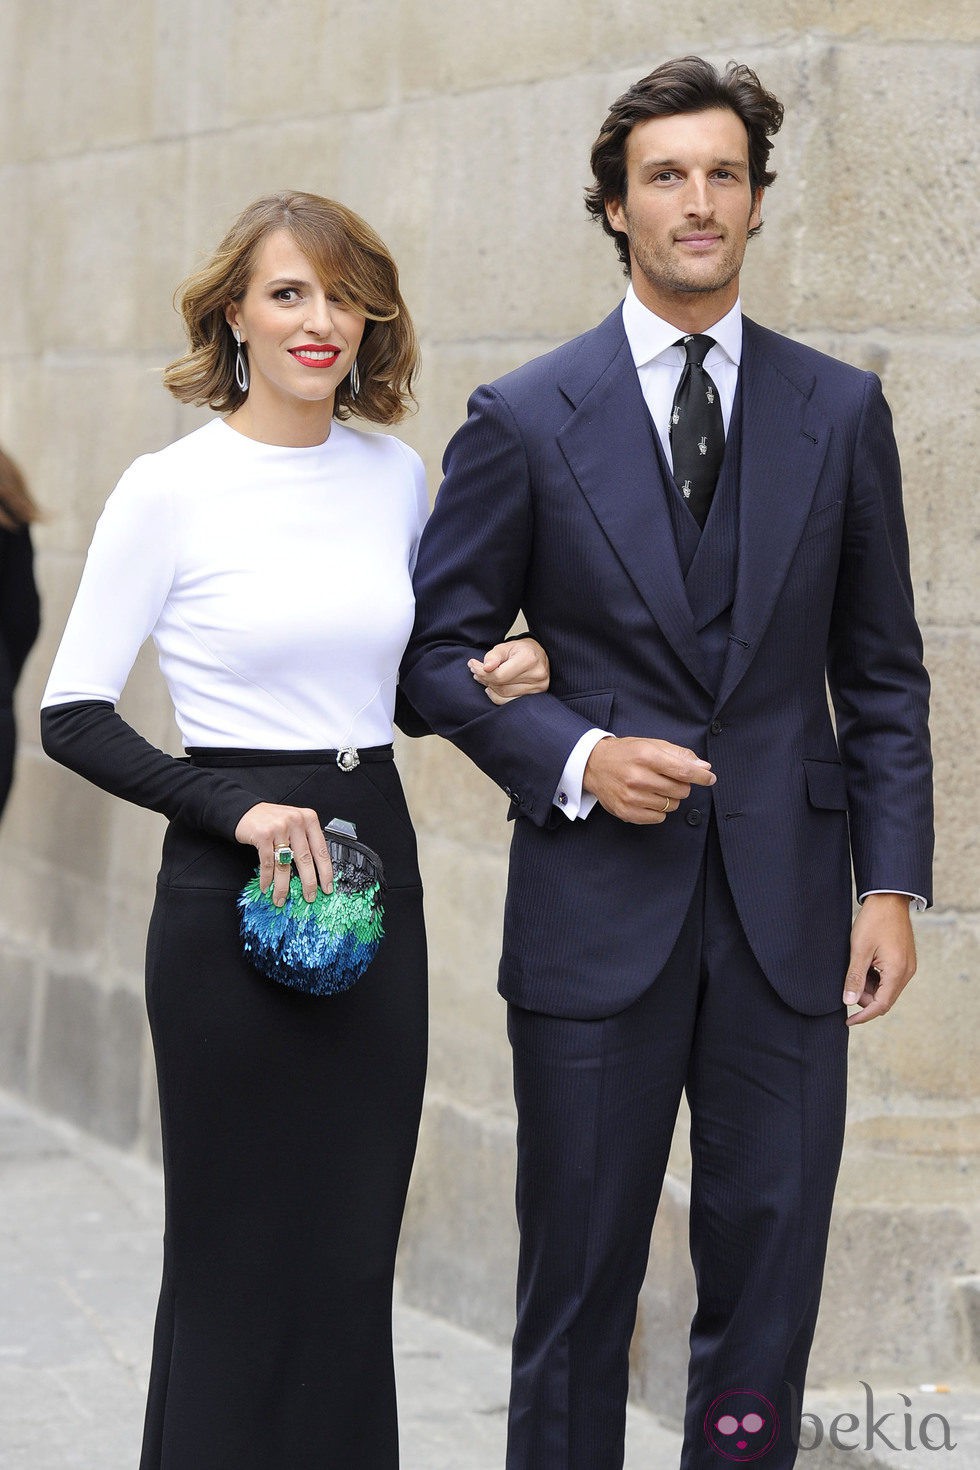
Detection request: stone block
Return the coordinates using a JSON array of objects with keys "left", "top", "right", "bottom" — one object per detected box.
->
[
  {"left": 136, "top": 1024, "right": 163, "bottom": 1164},
  {"left": 809, "top": 1200, "right": 973, "bottom": 1382},
  {"left": 590, "top": 0, "right": 979, "bottom": 62},
  {"left": 22, "top": 146, "right": 190, "bottom": 354},
  {"left": 102, "top": 830, "right": 163, "bottom": 991},
  {"left": 398, "top": 1095, "right": 519, "bottom": 1346},
  {"left": 631, "top": 1175, "right": 695, "bottom": 1425},
  {"left": 923, "top": 630, "right": 977, "bottom": 913},
  {"left": 404, "top": 739, "right": 512, "bottom": 853},
  {"left": 35, "top": 968, "right": 144, "bottom": 1147},
  {"left": 0, "top": 0, "right": 157, "bottom": 162},
  {"left": 793, "top": 44, "right": 975, "bottom": 334},
  {"left": 405, "top": 341, "right": 565, "bottom": 488},
  {"left": 0, "top": 355, "right": 184, "bottom": 561},
  {"left": 396, "top": 0, "right": 594, "bottom": 98},
  {"left": 417, "top": 831, "right": 514, "bottom": 1112},
  {"left": 418, "top": 74, "right": 631, "bottom": 347},
  {"left": 426, "top": 1011, "right": 515, "bottom": 1119},
  {"left": 0, "top": 945, "right": 41, "bottom": 1095},
  {"left": 0, "top": 755, "right": 112, "bottom": 894},
  {"left": 846, "top": 914, "right": 979, "bottom": 1106},
  {"left": 796, "top": 337, "right": 978, "bottom": 630}
]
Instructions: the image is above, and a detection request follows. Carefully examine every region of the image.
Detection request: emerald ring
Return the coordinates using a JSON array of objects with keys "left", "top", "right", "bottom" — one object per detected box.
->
[{"left": 274, "top": 845, "right": 294, "bottom": 867}]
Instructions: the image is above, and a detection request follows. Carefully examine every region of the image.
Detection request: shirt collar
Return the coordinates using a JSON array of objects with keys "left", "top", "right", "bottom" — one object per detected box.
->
[{"left": 621, "top": 283, "right": 743, "bottom": 369}]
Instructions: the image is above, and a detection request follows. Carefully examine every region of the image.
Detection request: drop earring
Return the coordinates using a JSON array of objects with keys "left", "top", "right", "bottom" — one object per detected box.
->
[
  {"left": 349, "top": 358, "right": 360, "bottom": 399},
  {"left": 233, "top": 328, "right": 249, "bottom": 393}
]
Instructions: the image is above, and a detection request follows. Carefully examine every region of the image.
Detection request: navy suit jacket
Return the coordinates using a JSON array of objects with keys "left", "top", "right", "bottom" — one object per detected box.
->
[{"left": 400, "top": 307, "right": 933, "bottom": 1020}]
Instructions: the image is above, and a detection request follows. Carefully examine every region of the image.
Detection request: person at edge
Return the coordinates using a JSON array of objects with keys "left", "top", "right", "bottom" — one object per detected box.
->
[
  {"left": 0, "top": 446, "right": 41, "bottom": 820},
  {"left": 39, "top": 191, "right": 550, "bottom": 1470},
  {"left": 399, "top": 58, "right": 933, "bottom": 1470}
]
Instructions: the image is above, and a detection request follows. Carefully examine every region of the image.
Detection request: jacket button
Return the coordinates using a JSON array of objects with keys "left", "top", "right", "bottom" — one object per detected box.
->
[
  {"left": 686, "top": 809, "right": 703, "bottom": 827},
  {"left": 710, "top": 719, "right": 723, "bottom": 735}
]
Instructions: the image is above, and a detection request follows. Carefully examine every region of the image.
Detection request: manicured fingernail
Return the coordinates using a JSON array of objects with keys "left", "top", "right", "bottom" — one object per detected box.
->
[{"left": 844, "top": 991, "right": 859, "bottom": 1004}]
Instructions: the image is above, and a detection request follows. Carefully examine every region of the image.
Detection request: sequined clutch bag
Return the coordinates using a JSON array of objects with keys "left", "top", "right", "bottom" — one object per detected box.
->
[{"left": 238, "top": 819, "right": 385, "bottom": 996}]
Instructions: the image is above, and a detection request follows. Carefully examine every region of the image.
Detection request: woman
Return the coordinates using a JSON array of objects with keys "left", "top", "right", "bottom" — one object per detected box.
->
[
  {"left": 0, "top": 447, "right": 41, "bottom": 820},
  {"left": 41, "top": 192, "right": 548, "bottom": 1469}
]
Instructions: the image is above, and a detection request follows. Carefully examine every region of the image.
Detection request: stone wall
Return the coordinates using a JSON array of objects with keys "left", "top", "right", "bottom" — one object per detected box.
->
[{"left": 1, "top": 0, "right": 976, "bottom": 1408}]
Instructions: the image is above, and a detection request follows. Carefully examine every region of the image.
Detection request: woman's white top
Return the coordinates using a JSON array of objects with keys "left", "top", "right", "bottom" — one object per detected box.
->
[{"left": 43, "top": 419, "right": 429, "bottom": 750}]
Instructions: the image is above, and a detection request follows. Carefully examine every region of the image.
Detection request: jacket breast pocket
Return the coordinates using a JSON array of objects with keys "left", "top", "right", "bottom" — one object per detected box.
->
[
  {"left": 800, "top": 499, "right": 844, "bottom": 542},
  {"left": 803, "top": 757, "right": 848, "bottom": 811}
]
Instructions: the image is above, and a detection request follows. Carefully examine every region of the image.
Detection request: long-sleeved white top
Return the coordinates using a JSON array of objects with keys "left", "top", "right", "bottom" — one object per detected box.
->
[{"left": 43, "top": 419, "right": 429, "bottom": 750}]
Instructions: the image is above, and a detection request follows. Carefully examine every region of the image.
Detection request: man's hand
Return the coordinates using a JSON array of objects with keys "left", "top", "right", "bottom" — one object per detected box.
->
[
  {"left": 583, "top": 735, "right": 716, "bottom": 824},
  {"left": 843, "top": 893, "right": 917, "bottom": 1025},
  {"left": 468, "top": 638, "right": 550, "bottom": 704}
]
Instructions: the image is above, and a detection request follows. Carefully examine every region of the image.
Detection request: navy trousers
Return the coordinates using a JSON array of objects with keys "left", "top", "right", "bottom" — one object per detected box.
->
[{"left": 505, "top": 824, "right": 848, "bottom": 1469}]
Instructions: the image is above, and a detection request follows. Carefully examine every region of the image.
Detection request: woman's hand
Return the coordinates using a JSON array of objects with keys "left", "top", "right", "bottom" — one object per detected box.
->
[
  {"left": 468, "top": 637, "right": 550, "bottom": 705},
  {"left": 234, "top": 803, "right": 334, "bottom": 907}
]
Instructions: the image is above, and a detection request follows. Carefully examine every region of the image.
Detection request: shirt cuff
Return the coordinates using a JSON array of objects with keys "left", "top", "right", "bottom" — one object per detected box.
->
[
  {"left": 858, "top": 889, "right": 928, "bottom": 913},
  {"left": 553, "top": 729, "right": 612, "bottom": 821}
]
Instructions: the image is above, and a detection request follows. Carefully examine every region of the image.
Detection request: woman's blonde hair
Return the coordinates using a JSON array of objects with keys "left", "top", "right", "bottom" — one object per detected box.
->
[
  {"left": 0, "top": 447, "right": 40, "bottom": 530},
  {"left": 164, "top": 191, "right": 418, "bottom": 425}
]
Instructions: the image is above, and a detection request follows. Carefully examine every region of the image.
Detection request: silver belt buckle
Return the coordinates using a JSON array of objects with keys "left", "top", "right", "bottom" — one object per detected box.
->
[{"left": 336, "top": 745, "right": 360, "bottom": 772}]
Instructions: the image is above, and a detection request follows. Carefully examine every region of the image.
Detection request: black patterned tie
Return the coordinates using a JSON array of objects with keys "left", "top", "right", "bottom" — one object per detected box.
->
[{"left": 669, "top": 334, "right": 725, "bottom": 529}]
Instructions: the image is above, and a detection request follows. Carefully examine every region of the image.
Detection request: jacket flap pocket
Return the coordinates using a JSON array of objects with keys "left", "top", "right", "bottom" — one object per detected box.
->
[
  {"left": 803, "top": 758, "right": 848, "bottom": 811},
  {"left": 558, "top": 688, "right": 615, "bottom": 728}
]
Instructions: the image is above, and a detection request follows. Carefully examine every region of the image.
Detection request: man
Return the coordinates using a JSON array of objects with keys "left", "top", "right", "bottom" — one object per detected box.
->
[{"left": 400, "top": 56, "right": 932, "bottom": 1469}]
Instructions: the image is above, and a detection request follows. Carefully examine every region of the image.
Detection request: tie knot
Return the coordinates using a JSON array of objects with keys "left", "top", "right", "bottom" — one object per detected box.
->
[{"left": 678, "top": 334, "right": 715, "bottom": 369}]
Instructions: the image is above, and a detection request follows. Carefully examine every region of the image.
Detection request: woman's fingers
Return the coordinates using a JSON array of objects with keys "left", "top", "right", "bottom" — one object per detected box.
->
[{"left": 236, "top": 803, "right": 334, "bottom": 906}]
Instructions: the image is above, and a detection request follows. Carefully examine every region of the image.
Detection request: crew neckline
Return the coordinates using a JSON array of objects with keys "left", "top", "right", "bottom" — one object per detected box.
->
[{"left": 212, "top": 417, "right": 338, "bottom": 454}]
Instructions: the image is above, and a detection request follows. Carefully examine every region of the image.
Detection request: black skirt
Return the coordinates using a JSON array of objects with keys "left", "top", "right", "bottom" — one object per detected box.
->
[{"left": 139, "top": 750, "right": 427, "bottom": 1470}]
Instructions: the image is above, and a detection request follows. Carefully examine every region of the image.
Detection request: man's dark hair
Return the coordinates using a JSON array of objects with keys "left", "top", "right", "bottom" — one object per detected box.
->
[{"left": 585, "top": 56, "right": 785, "bottom": 273}]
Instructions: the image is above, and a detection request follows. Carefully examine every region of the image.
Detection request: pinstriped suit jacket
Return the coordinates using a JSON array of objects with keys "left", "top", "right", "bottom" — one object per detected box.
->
[{"left": 400, "top": 307, "right": 933, "bottom": 1018}]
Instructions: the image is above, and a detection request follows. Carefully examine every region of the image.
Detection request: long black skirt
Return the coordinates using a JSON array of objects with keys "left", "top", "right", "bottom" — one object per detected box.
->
[{"left": 139, "top": 750, "right": 427, "bottom": 1470}]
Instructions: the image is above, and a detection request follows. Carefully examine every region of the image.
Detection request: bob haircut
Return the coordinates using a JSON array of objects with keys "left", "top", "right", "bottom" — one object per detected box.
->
[
  {"left": 0, "top": 447, "right": 40, "bottom": 530},
  {"left": 585, "top": 56, "right": 785, "bottom": 273},
  {"left": 164, "top": 191, "right": 419, "bottom": 425}
]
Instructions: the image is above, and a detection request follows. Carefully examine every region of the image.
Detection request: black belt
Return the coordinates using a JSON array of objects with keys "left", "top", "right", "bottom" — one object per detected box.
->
[{"left": 187, "top": 744, "right": 394, "bottom": 771}]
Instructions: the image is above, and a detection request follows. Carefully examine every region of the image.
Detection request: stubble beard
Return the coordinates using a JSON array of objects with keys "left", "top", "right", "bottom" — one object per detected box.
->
[{"left": 631, "top": 233, "right": 746, "bottom": 298}]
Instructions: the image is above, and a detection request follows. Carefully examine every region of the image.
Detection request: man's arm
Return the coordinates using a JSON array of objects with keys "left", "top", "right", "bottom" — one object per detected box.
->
[
  {"left": 827, "top": 374, "right": 933, "bottom": 1021},
  {"left": 400, "top": 384, "right": 606, "bottom": 824}
]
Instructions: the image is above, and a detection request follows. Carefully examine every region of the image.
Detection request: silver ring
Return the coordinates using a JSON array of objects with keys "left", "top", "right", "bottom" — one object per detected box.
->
[
  {"left": 274, "top": 844, "right": 294, "bottom": 867},
  {"left": 662, "top": 796, "right": 671, "bottom": 813}
]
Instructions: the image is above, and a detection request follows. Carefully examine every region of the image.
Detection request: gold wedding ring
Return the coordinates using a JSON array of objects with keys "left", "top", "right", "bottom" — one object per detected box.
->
[{"left": 662, "top": 796, "right": 671, "bottom": 813}]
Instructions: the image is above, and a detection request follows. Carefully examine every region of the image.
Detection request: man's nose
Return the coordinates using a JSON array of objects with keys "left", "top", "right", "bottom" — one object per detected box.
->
[{"left": 681, "top": 175, "right": 711, "bottom": 218}]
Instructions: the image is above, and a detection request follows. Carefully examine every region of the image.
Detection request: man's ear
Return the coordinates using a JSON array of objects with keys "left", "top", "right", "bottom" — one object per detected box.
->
[
  {"left": 606, "top": 198, "right": 627, "bottom": 234},
  {"left": 749, "top": 187, "right": 764, "bottom": 232}
]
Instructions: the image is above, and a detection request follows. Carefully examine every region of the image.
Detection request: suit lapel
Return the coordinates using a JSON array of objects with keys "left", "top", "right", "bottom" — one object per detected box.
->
[
  {"left": 557, "top": 311, "right": 713, "bottom": 694},
  {"left": 715, "top": 319, "right": 831, "bottom": 710}
]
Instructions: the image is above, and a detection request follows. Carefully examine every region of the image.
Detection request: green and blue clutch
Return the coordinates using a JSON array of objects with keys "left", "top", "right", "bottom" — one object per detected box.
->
[{"left": 238, "top": 819, "right": 385, "bottom": 996}]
